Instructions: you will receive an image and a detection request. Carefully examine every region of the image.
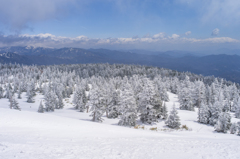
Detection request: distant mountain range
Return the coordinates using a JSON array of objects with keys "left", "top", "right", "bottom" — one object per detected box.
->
[{"left": 1, "top": 46, "right": 240, "bottom": 83}]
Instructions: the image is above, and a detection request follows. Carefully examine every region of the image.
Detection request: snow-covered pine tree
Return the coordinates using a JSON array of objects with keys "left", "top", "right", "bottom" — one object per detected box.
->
[
  {"left": 155, "top": 80, "right": 169, "bottom": 102},
  {"left": 209, "top": 102, "right": 222, "bottom": 126},
  {"left": 5, "top": 84, "right": 12, "bottom": 99},
  {"left": 192, "top": 80, "right": 206, "bottom": 108},
  {"left": 9, "top": 95, "right": 21, "bottom": 110},
  {"left": 118, "top": 82, "right": 138, "bottom": 126},
  {"left": 17, "top": 83, "right": 22, "bottom": 99},
  {"left": 169, "top": 77, "right": 178, "bottom": 94},
  {"left": 230, "top": 123, "right": 238, "bottom": 134},
  {"left": 56, "top": 92, "right": 64, "bottom": 109},
  {"left": 8, "top": 91, "right": 12, "bottom": 102},
  {"left": 138, "top": 78, "right": 160, "bottom": 124},
  {"left": 198, "top": 103, "right": 210, "bottom": 124},
  {"left": 38, "top": 80, "right": 43, "bottom": 93},
  {"left": 231, "top": 93, "right": 239, "bottom": 112},
  {"left": 205, "top": 86, "right": 212, "bottom": 105},
  {"left": 214, "top": 112, "right": 231, "bottom": 133},
  {"left": 27, "top": 92, "right": 34, "bottom": 103},
  {"left": 162, "top": 102, "right": 168, "bottom": 120},
  {"left": 38, "top": 101, "right": 44, "bottom": 113},
  {"left": 222, "top": 99, "right": 231, "bottom": 112},
  {"left": 179, "top": 88, "right": 194, "bottom": 111},
  {"left": 223, "top": 85, "right": 230, "bottom": 100},
  {"left": 165, "top": 103, "right": 181, "bottom": 129},
  {"left": 13, "top": 80, "right": 18, "bottom": 93},
  {"left": 230, "top": 83, "right": 238, "bottom": 101},
  {"left": 101, "top": 83, "right": 114, "bottom": 118},
  {"left": 210, "top": 82, "right": 218, "bottom": 104},
  {"left": 0, "top": 86, "right": 3, "bottom": 99},
  {"left": 27, "top": 83, "right": 35, "bottom": 103},
  {"left": 108, "top": 90, "right": 121, "bottom": 119},
  {"left": 44, "top": 89, "right": 57, "bottom": 112},
  {"left": 88, "top": 87, "right": 105, "bottom": 122},
  {"left": 235, "top": 100, "right": 240, "bottom": 118},
  {"left": 80, "top": 89, "right": 88, "bottom": 112},
  {"left": 66, "top": 87, "right": 73, "bottom": 98},
  {"left": 73, "top": 87, "right": 81, "bottom": 109},
  {"left": 30, "top": 80, "right": 36, "bottom": 96},
  {"left": 73, "top": 86, "right": 88, "bottom": 112},
  {"left": 161, "top": 87, "right": 169, "bottom": 102},
  {"left": 54, "top": 85, "right": 64, "bottom": 109},
  {"left": 238, "top": 122, "right": 240, "bottom": 136},
  {"left": 153, "top": 90, "right": 163, "bottom": 119}
]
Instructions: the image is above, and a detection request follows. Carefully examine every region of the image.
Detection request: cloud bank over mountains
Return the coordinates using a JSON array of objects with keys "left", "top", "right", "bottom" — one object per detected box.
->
[{"left": 0, "top": 33, "right": 238, "bottom": 51}]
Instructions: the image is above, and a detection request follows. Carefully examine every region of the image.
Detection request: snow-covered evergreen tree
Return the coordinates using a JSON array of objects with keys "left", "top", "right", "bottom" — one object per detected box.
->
[
  {"left": 44, "top": 89, "right": 57, "bottom": 112},
  {"left": 5, "top": 84, "right": 12, "bottom": 99},
  {"left": 0, "top": 86, "right": 3, "bottom": 99},
  {"left": 179, "top": 88, "right": 194, "bottom": 111},
  {"left": 138, "top": 78, "right": 162, "bottom": 124},
  {"left": 27, "top": 83, "right": 35, "bottom": 103},
  {"left": 9, "top": 95, "right": 21, "bottom": 110},
  {"left": 17, "top": 84, "right": 22, "bottom": 99},
  {"left": 165, "top": 103, "right": 181, "bottom": 129},
  {"left": 222, "top": 99, "right": 231, "bottom": 112},
  {"left": 27, "top": 92, "right": 34, "bottom": 103},
  {"left": 209, "top": 102, "right": 222, "bottom": 126},
  {"left": 88, "top": 87, "right": 105, "bottom": 122},
  {"left": 38, "top": 101, "right": 44, "bottom": 113},
  {"left": 210, "top": 82, "right": 218, "bottom": 104},
  {"left": 231, "top": 93, "right": 239, "bottom": 112},
  {"left": 73, "top": 87, "right": 82, "bottom": 109},
  {"left": 55, "top": 87, "right": 64, "bottom": 109},
  {"left": 192, "top": 80, "right": 206, "bottom": 107},
  {"left": 214, "top": 112, "right": 231, "bottom": 133},
  {"left": 118, "top": 83, "right": 138, "bottom": 126},
  {"left": 161, "top": 102, "right": 168, "bottom": 120},
  {"left": 238, "top": 122, "right": 240, "bottom": 136},
  {"left": 198, "top": 103, "right": 210, "bottom": 124},
  {"left": 101, "top": 83, "right": 114, "bottom": 118},
  {"left": 230, "top": 123, "right": 238, "bottom": 134},
  {"left": 235, "top": 100, "right": 240, "bottom": 118},
  {"left": 108, "top": 90, "right": 121, "bottom": 119}
]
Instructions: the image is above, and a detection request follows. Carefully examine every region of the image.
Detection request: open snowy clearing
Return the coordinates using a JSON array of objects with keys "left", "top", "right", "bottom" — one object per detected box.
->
[{"left": 1, "top": 92, "right": 240, "bottom": 159}]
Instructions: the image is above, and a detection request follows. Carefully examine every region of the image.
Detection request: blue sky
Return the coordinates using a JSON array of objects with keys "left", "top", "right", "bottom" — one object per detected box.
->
[{"left": 0, "top": 0, "right": 240, "bottom": 51}]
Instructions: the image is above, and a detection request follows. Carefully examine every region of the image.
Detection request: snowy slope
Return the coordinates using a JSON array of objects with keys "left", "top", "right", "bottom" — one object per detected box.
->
[{"left": 0, "top": 92, "right": 240, "bottom": 159}]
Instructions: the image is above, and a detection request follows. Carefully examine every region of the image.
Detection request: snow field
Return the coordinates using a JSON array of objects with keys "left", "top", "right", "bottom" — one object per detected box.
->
[{"left": 0, "top": 92, "right": 240, "bottom": 159}]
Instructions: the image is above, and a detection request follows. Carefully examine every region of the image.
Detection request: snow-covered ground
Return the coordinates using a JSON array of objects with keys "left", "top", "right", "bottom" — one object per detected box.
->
[{"left": 1, "top": 92, "right": 240, "bottom": 159}]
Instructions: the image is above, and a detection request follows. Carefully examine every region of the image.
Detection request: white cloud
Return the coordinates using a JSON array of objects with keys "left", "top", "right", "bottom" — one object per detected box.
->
[
  {"left": 182, "top": 37, "right": 239, "bottom": 43},
  {"left": 179, "top": 0, "right": 240, "bottom": 25},
  {"left": 153, "top": 32, "right": 166, "bottom": 39},
  {"left": 212, "top": 28, "right": 219, "bottom": 36},
  {"left": 171, "top": 34, "right": 180, "bottom": 39},
  {"left": 185, "top": 31, "right": 191, "bottom": 36},
  {"left": 0, "top": 0, "right": 76, "bottom": 30}
]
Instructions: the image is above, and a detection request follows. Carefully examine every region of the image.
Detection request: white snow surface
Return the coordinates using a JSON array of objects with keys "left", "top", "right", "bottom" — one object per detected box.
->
[{"left": 0, "top": 92, "right": 240, "bottom": 159}]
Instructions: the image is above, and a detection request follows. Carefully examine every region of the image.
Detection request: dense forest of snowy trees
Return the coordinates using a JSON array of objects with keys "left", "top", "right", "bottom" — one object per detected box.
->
[{"left": 0, "top": 63, "right": 240, "bottom": 135}]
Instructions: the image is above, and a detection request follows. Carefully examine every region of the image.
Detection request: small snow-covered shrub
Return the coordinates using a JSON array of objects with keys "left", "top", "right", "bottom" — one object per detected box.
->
[
  {"left": 181, "top": 125, "right": 189, "bottom": 130},
  {"left": 150, "top": 127, "right": 157, "bottom": 131},
  {"left": 134, "top": 125, "right": 145, "bottom": 129}
]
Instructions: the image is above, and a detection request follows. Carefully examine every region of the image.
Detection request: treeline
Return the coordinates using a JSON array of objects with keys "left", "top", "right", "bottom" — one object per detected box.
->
[{"left": 0, "top": 63, "right": 240, "bottom": 134}]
